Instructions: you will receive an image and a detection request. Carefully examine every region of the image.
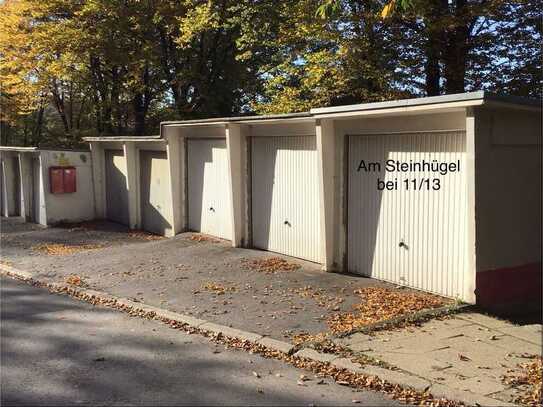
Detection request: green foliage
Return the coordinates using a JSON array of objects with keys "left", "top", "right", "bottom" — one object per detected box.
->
[{"left": 0, "top": 0, "right": 540, "bottom": 147}]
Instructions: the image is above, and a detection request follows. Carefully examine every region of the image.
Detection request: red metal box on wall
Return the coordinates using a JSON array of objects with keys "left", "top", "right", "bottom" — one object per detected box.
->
[{"left": 49, "top": 166, "right": 76, "bottom": 194}]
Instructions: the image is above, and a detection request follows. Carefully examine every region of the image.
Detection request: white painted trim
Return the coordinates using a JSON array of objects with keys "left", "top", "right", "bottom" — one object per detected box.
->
[
  {"left": 226, "top": 124, "right": 247, "bottom": 247},
  {"left": 465, "top": 107, "right": 477, "bottom": 304},
  {"left": 316, "top": 119, "right": 336, "bottom": 270},
  {"left": 166, "top": 134, "right": 184, "bottom": 235}
]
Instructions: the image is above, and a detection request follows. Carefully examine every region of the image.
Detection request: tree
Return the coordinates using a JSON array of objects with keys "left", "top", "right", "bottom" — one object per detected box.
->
[
  {"left": 250, "top": 0, "right": 409, "bottom": 113},
  {"left": 316, "top": 0, "right": 542, "bottom": 97}
]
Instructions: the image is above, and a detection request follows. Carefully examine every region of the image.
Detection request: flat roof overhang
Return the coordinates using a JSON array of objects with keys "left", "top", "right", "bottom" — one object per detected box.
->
[
  {"left": 83, "top": 135, "right": 163, "bottom": 142},
  {"left": 0, "top": 146, "right": 38, "bottom": 152},
  {"left": 311, "top": 91, "right": 540, "bottom": 119},
  {"left": 82, "top": 91, "right": 540, "bottom": 143}
]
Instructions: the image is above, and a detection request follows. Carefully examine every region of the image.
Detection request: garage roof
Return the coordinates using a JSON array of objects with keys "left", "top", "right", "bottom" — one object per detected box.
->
[
  {"left": 160, "top": 91, "right": 539, "bottom": 128},
  {"left": 82, "top": 91, "right": 539, "bottom": 142}
]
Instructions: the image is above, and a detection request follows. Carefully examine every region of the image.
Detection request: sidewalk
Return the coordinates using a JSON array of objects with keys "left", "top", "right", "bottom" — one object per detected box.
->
[{"left": 336, "top": 313, "right": 542, "bottom": 406}]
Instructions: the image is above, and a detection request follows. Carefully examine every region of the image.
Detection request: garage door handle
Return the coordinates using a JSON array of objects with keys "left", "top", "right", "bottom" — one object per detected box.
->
[
  {"left": 399, "top": 241, "right": 408, "bottom": 249},
  {"left": 284, "top": 220, "right": 291, "bottom": 226},
  {"left": 209, "top": 207, "right": 215, "bottom": 212}
]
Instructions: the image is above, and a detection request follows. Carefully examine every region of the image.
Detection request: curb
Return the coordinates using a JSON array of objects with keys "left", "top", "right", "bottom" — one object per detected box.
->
[{"left": 0, "top": 265, "right": 519, "bottom": 407}]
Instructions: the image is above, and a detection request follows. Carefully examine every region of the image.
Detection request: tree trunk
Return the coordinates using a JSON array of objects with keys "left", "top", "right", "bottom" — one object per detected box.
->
[
  {"left": 33, "top": 105, "right": 45, "bottom": 146},
  {"left": 443, "top": 0, "right": 469, "bottom": 93},
  {"left": 425, "top": 32, "right": 441, "bottom": 96},
  {"left": 133, "top": 93, "right": 146, "bottom": 136},
  {"left": 423, "top": 0, "right": 447, "bottom": 96}
]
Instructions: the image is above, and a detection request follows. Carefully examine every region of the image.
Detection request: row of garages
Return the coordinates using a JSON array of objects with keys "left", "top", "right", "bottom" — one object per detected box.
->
[
  {"left": 0, "top": 147, "right": 94, "bottom": 226},
  {"left": 85, "top": 92, "right": 542, "bottom": 307}
]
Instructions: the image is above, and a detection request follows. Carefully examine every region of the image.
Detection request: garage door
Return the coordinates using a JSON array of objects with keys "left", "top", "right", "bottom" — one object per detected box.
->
[
  {"left": 140, "top": 150, "right": 172, "bottom": 236},
  {"left": 105, "top": 150, "right": 129, "bottom": 226},
  {"left": 348, "top": 131, "right": 468, "bottom": 299},
  {"left": 187, "top": 139, "right": 232, "bottom": 239},
  {"left": 251, "top": 136, "right": 320, "bottom": 262}
]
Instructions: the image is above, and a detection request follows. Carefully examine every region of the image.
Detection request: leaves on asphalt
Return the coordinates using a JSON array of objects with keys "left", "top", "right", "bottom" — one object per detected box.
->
[
  {"left": 201, "top": 282, "right": 237, "bottom": 295},
  {"left": 291, "top": 286, "right": 344, "bottom": 310},
  {"left": 243, "top": 257, "right": 301, "bottom": 273},
  {"left": 65, "top": 275, "right": 88, "bottom": 287},
  {"left": 127, "top": 230, "right": 165, "bottom": 241},
  {"left": 326, "top": 287, "right": 447, "bottom": 335},
  {"left": 7, "top": 274, "right": 465, "bottom": 407},
  {"left": 33, "top": 243, "right": 103, "bottom": 255},
  {"left": 189, "top": 233, "right": 220, "bottom": 243}
]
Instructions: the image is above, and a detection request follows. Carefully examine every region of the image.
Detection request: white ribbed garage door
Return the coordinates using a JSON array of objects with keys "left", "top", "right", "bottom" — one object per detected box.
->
[
  {"left": 140, "top": 150, "right": 172, "bottom": 236},
  {"left": 187, "top": 139, "right": 232, "bottom": 240},
  {"left": 251, "top": 136, "right": 321, "bottom": 262},
  {"left": 348, "top": 131, "right": 469, "bottom": 300}
]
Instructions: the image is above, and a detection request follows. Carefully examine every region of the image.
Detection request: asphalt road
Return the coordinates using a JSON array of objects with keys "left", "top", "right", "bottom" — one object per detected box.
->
[{"left": 1, "top": 277, "right": 401, "bottom": 406}]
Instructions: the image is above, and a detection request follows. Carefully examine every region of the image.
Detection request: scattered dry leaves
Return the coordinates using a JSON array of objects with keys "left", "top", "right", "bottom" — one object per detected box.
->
[
  {"left": 327, "top": 287, "right": 447, "bottom": 335},
  {"left": 33, "top": 243, "right": 104, "bottom": 256},
  {"left": 65, "top": 275, "right": 88, "bottom": 287},
  {"left": 3, "top": 271, "right": 463, "bottom": 407},
  {"left": 502, "top": 356, "right": 542, "bottom": 406},
  {"left": 189, "top": 233, "right": 220, "bottom": 243},
  {"left": 56, "top": 220, "right": 101, "bottom": 231},
  {"left": 291, "top": 286, "right": 344, "bottom": 310},
  {"left": 202, "top": 282, "right": 237, "bottom": 295},
  {"left": 128, "top": 230, "right": 165, "bottom": 241},
  {"left": 291, "top": 331, "right": 330, "bottom": 345},
  {"left": 243, "top": 257, "right": 301, "bottom": 273}
]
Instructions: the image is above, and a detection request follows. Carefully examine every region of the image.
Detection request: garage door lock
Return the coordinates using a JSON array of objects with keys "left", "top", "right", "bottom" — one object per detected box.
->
[
  {"left": 284, "top": 220, "right": 291, "bottom": 227},
  {"left": 209, "top": 207, "right": 215, "bottom": 212}
]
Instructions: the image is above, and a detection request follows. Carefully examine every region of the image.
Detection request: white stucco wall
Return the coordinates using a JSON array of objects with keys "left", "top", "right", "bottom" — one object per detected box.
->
[{"left": 40, "top": 150, "right": 95, "bottom": 224}]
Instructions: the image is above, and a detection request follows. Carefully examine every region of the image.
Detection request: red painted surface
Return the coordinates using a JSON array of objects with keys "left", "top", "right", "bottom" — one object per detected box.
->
[
  {"left": 49, "top": 167, "right": 65, "bottom": 194},
  {"left": 476, "top": 262, "right": 542, "bottom": 307},
  {"left": 49, "top": 166, "right": 76, "bottom": 194},
  {"left": 63, "top": 167, "right": 77, "bottom": 193}
]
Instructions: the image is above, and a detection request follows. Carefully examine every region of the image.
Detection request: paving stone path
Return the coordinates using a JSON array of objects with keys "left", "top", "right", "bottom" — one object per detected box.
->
[{"left": 337, "top": 313, "right": 542, "bottom": 405}]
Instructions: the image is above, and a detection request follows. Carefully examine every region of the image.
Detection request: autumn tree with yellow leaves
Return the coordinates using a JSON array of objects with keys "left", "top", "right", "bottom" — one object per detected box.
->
[{"left": 0, "top": 0, "right": 540, "bottom": 147}]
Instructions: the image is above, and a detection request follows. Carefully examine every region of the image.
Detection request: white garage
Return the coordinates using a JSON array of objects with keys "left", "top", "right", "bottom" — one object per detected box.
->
[
  {"left": 347, "top": 131, "right": 469, "bottom": 298},
  {"left": 87, "top": 92, "right": 540, "bottom": 308},
  {"left": 140, "top": 150, "right": 173, "bottom": 235},
  {"left": 251, "top": 136, "right": 321, "bottom": 262},
  {"left": 187, "top": 138, "right": 232, "bottom": 240},
  {"left": 105, "top": 149, "right": 129, "bottom": 226}
]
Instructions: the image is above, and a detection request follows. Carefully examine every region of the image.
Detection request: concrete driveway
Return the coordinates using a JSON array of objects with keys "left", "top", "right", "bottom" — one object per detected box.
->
[
  {"left": 0, "top": 217, "right": 403, "bottom": 341},
  {"left": 1, "top": 276, "right": 402, "bottom": 406}
]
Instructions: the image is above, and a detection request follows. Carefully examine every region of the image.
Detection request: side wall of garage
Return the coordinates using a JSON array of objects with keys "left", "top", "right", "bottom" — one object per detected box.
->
[
  {"left": 40, "top": 150, "right": 95, "bottom": 224},
  {"left": 0, "top": 151, "right": 21, "bottom": 217},
  {"left": 472, "top": 107, "right": 542, "bottom": 310},
  {"left": 90, "top": 139, "right": 174, "bottom": 235}
]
